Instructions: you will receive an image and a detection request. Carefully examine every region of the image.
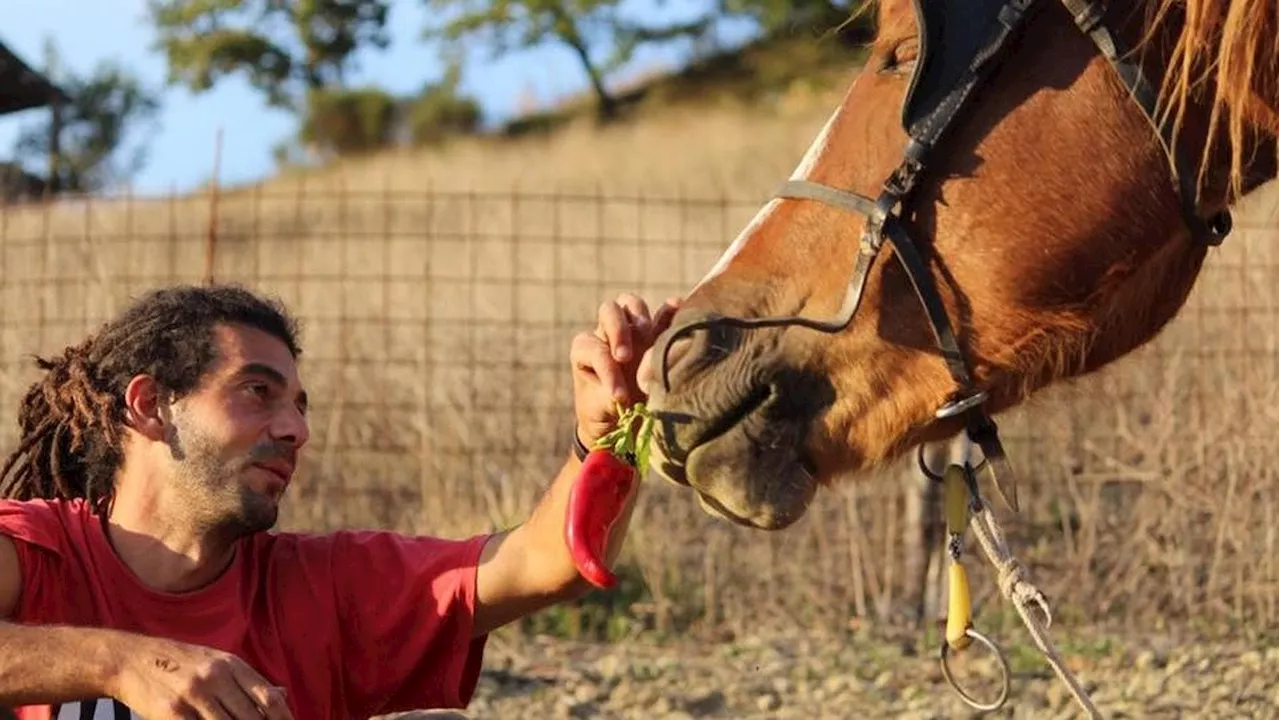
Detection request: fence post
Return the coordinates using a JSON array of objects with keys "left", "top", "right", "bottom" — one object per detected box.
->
[{"left": 203, "top": 128, "right": 223, "bottom": 284}]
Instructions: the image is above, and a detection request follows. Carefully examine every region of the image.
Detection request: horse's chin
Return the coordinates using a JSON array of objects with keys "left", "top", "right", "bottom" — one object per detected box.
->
[{"left": 652, "top": 402, "right": 820, "bottom": 531}]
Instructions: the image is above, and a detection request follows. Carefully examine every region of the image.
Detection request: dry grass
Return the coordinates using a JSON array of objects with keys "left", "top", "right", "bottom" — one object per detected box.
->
[{"left": 0, "top": 86, "right": 1275, "bottom": 642}]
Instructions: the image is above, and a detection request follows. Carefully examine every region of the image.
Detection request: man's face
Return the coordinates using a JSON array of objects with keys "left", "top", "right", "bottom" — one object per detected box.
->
[{"left": 162, "top": 323, "right": 310, "bottom": 536}]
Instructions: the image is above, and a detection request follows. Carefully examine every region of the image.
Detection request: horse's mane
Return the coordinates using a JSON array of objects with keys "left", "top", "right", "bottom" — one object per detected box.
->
[{"left": 1143, "top": 0, "right": 1278, "bottom": 200}]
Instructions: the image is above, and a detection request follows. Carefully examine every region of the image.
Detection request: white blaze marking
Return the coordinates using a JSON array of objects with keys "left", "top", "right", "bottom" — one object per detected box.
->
[{"left": 689, "top": 78, "right": 859, "bottom": 293}]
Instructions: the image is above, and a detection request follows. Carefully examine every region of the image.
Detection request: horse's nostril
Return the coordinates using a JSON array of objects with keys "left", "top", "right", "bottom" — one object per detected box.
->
[
  {"left": 657, "top": 313, "right": 745, "bottom": 390},
  {"left": 665, "top": 335, "right": 696, "bottom": 373},
  {"left": 657, "top": 326, "right": 711, "bottom": 389}
]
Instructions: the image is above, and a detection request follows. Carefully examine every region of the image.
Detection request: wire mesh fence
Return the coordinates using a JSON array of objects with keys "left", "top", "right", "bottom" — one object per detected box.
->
[{"left": 0, "top": 183, "right": 1275, "bottom": 637}]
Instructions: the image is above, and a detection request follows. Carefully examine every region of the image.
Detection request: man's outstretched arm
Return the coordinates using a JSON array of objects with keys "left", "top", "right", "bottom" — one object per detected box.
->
[
  {"left": 470, "top": 293, "right": 677, "bottom": 639},
  {"left": 470, "top": 445, "right": 640, "bottom": 638}
]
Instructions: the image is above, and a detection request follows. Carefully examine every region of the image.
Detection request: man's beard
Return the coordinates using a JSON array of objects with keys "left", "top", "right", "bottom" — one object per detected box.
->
[{"left": 164, "top": 414, "right": 287, "bottom": 537}]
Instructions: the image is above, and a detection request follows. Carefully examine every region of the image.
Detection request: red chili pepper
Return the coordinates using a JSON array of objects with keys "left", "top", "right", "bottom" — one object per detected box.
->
[
  {"left": 564, "top": 449, "right": 637, "bottom": 589},
  {"left": 564, "top": 403, "right": 655, "bottom": 590}
]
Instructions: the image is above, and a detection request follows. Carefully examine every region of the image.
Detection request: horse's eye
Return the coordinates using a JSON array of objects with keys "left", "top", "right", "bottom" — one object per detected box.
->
[{"left": 881, "top": 38, "right": 919, "bottom": 74}]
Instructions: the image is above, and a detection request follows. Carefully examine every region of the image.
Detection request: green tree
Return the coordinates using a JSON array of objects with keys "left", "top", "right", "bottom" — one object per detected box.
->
[
  {"left": 402, "top": 61, "right": 484, "bottom": 146},
  {"left": 422, "top": 0, "right": 713, "bottom": 122},
  {"left": 283, "top": 62, "right": 484, "bottom": 162},
  {"left": 147, "top": 0, "right": 391, "bottom": 112},
  {"left": 10, "top": 40, "right": 162, "bottom": 194},
  {"left": 298, "top": 86, "right": 400, "bottom": 157}
]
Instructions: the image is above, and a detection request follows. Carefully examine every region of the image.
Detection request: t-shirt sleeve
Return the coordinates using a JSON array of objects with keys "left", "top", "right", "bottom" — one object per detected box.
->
[
  {"left": 328, "top": 529, "right": 493, "bottom": 717},
  {"left": 0, "top": 499, "right": 67, "bottom": 623}
]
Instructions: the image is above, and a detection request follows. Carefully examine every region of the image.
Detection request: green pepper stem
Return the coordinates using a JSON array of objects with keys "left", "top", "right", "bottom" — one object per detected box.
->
[{"left": 590, "top": 402, "right": 656, "bottom": 476}]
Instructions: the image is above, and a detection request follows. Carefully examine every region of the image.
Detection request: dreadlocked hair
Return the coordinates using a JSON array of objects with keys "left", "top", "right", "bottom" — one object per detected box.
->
[{"left": 0, "top": 284, "right": 301, "bottom": 516}]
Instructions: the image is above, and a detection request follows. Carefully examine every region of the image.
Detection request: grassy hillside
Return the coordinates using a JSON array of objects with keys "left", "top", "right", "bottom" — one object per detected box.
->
[
  {"left": 260, "top": 61, "right": 864, "bottom": 199},
  {"left": 0, "top": 30, "right": 1275, "bottom": 644}
]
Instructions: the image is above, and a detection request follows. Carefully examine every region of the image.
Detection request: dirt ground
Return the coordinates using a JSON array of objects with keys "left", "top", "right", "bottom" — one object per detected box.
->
[{"left": 391, "top": 625, "right": 1278, "bottom": 719}]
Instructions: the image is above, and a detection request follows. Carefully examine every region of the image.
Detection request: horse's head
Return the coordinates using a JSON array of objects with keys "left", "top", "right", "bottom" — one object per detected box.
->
[{"left": 639, "top": 0, "right": 1278, "bottom": 530}]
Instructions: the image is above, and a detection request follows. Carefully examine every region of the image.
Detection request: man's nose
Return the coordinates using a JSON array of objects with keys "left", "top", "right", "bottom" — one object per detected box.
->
[{"left": 272, "top": 405, "right": 310, "bottom": 448}]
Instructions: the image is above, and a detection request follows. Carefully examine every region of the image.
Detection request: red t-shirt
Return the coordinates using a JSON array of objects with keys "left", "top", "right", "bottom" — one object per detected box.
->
[{"left": 0, "top": 497, "right": 492, "bottom": 719}]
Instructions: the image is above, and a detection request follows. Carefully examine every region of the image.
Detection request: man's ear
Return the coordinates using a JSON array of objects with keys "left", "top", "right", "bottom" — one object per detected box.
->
[{"left": 123, "top": 374, "right": 167, "bottom": 441}]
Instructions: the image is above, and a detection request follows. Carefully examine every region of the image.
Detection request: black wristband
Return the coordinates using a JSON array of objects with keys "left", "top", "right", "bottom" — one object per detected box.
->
[{"left": 572, "top": 426, "right": 591, "bottom": 461}]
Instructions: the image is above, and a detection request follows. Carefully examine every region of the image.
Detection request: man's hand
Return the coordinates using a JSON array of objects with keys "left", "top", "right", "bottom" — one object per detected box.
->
[
  {"left": 571, "top": 293, "right": 681, "bottom": 447},
  {"left": 0, "top": 615, "right": 292, "bottom": 720},
  {"left": 111, "top": 635, "right": 292, "bottom": 720}
]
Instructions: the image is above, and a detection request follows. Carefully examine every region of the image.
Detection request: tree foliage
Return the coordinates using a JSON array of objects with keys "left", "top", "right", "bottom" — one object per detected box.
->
[
  {"left": 716, "top": 0, "right": 861, "bottom": 35},
  {"left": 402, "top": 61, "right": 484, "bottom": 146},
  {"left": 293, "top": 61, "right": 484, "bottom": 160},
  {"left": 139, "top": 0, "right": 875, "bottom": 170},
  {"left": 421, "top": 0, "right": 715, "bottom": 122},
  {"left": 9, "top": 40, "right": 162, "bottom": 194},
  {"left": 298, "top": 86, "right": 399, "bottom": 156},
  {"left": 147, "top": 0, "right": 391, "bottom": 111}
]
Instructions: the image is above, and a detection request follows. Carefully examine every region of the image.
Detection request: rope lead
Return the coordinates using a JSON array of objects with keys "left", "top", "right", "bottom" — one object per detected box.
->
[{"left": 935, "top": 463, "right": 1102, "bottom": 718}]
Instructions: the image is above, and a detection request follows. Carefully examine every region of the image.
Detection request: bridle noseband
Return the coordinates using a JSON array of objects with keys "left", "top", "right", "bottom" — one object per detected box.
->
[{"left": 657, "top": 0, "right": 1233, "bottom": 514}]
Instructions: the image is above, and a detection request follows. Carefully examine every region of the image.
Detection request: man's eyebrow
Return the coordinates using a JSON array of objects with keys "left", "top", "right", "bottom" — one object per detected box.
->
[
  {"left": 232, "top": 362, "right": 288, "bottom": 384},
  {"left": 232, "top": 362, "right": 309, "bottom": 411}
]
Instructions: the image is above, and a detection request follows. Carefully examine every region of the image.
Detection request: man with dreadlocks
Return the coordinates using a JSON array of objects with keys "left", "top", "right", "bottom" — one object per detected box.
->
[{"left": 0, "top": 283, "right": 678, "bottom": 720}]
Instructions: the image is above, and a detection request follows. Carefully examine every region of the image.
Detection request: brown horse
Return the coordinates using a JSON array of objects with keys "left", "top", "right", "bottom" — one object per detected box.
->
[{"left": 638, "top": 0, "right": 1277, "bottom": 530}]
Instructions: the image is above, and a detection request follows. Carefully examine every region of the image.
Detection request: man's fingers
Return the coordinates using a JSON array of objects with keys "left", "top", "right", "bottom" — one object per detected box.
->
[
  {"left": 572, "top": 331, "right": 627, "bottom": 401},
  {"left": 601, "top": 293, "right": 655, "bottom": 363},
  {"left": 617, "top": 293, "right": 651, "bottom": 328},
  {"left": 597, "top": 301, "right": 633, "bottom": 363},
  {"left": 229, "top": 662, "right": 294, "bottom": 720},
  {"left": 182, "top": 693, "right": 233, "bottom": 720},
  {"left": 208, "top": 682, "right": 263, "bottom": 720},
  {"left": 222, "top": 655, "right": 294, "bottom": 717},
  {"left": 265, "top": 689, "right": 293, "bottom": 720},
  {"left": 585, "top": 294, "right": 681, "bottom": 403},
  {"left": 245, "top": 686, "right": 292, "bottom": 720},
  {"left": 652, "top": 296, "right": 681, "bottom": 337}
]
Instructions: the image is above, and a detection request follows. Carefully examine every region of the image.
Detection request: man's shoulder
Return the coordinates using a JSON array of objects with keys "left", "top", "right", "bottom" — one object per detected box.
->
[
  {"left": 0, "top": 497, "right": 88, "bottom": 554},
  {"left": 0, "top": 496, "right": 83, "bottom": 512}
]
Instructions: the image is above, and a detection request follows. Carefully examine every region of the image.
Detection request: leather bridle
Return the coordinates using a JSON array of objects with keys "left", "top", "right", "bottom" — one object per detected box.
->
[{"left": 656, "top": 0, "right": 1234, "bottom": 514}]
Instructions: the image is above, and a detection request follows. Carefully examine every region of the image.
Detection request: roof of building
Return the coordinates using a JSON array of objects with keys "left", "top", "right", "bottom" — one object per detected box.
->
[{"left": 0, "top": 40, "right": 69, "bottom": 116}]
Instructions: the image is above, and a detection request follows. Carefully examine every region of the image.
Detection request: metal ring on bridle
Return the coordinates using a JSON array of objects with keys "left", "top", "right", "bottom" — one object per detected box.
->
[
  {"left": 939, "top": 627, "right": 1012, "bottom": 712},
  {"left": 915, "top": 444, "right": 990, "bottom": 483}
]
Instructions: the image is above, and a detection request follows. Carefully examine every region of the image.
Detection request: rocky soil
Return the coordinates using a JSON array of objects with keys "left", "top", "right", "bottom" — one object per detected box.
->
[{"left": 393, "top": 625, "right": 1278, "bottom": 719}]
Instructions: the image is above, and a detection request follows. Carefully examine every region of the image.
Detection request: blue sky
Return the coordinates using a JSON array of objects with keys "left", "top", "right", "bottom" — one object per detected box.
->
[{"left": 0, "top": 0, "right": 758, "bottom": 195}]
